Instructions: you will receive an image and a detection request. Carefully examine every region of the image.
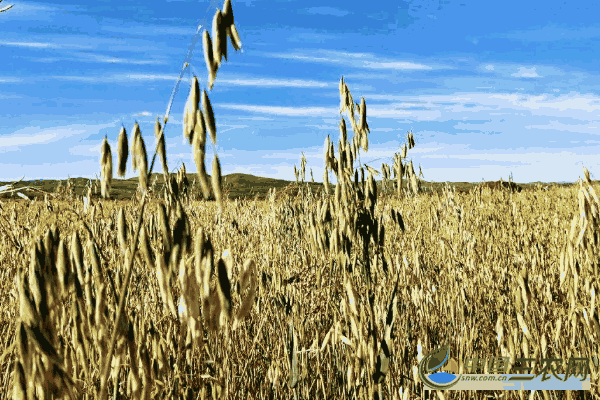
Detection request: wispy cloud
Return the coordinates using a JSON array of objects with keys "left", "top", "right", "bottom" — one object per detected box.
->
[
  {"left": 0, "top": 40, "right": 93, "bottom": 50},
  {"left": 360, "top": 92, "right": 600, "bottom": 122},
  {"left": 218, "top": 101, "right": 446, "bottom": 121},
  {"left": 100, "top": 25, "right": 197, "bottom": 37},
  {"left": 237, "top": 116, "right": 274, "bottom": 121},
  {"left": 362, "top": 61, "right": 433, "bottom": 70},
  {"left": 304, "top": 7, "right": 350, "bottom": 17},
  {"left": 122, "top": 73, "right": 179, "bottom": 81},
  {"left": 74, "top": 53, "right": 166, "bottom": 65},
  {"left": 263, "top": 49, "right": 435, "bottom": 71},
  {"left": 0, "top": 122, "right": 115, "bottom": 152},
  {"left": 512, "top": 67, "right": 542, "bottom": 78},
  {"left": 493, "top": 25, "right": 600, "bottom": 42},
  {"left": 525, "top": 120, "right": 600, "bottom": 134},
  {"left": 218, "top": 104, "right": 338, "bottom": 117},
  {"left": 218, "top": 77, "right": 331, "bottom": 88},
  {"left": 0, "top": 77, "right": 23, "bottom": 83},
  {"left": 4, "top": 2, "right": 60, "bottom": 20}
]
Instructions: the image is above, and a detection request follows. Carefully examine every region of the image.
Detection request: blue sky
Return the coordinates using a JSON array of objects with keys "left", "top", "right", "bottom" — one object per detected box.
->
[{"left": 2, "top": 0, "right": 600, "bottom": 183}]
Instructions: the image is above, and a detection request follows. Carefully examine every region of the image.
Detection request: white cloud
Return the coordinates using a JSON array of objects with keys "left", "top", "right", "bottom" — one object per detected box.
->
[
  {"left": 0, "top": 77, "right": 23, "bottom": 83},
  {"left": 525, "top": 120, "right": 600, "bottom": 134},
  {"left": 494, "top": 25, "right": 600, "bottom": 42},
  {"left": 0, "top": 40, "right": 92, "bottom": 50},
  {"left": 263, "top": 49, "right": 435, "bottom": 71},
  {"left": 100, "top": 25, "right": 197, "bottom": 37},
  {"left": 76, "top": 53, "right": 165, "bottom": 65},
  {"left": 0, "top": 160, "right": 101, "bottom": 181},
  {"left": 123, "top": 74, "right": 178, "bottom": 81},
  {"left": 219, "top": 77, "right": 331, "bottom": 88},
  {"left": 0, "top": 122, "right": 117, "bottom": 154},
  {"left": 215, "top": 91, "right": 600, "bottom": 126},
  {"left": 362, "top": 61, "right": 432, "bottom": 70},
  {"left": 218, "top": 104, "right": 338, "bottom": 117},
  {"left": 237, "top": 116, "right": 274, "bottom": 121},
  {"left": 512, "top": 67, "right": 542, "bottom": 78},
  {"left": 421, "top": 147, "right": 600, "bottom": 183}
]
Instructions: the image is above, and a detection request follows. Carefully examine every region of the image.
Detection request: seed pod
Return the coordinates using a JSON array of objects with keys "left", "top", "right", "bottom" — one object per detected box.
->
[
  {"left": 88, "top": 239, "right": 102, "bottom": 288},
  {"left": 323, "top": 168, "right": 330, "bottom": 195},
  {"left": 203, "top": 31, "right": 217, "bottom": 90},
  {"left": 131, "top": 122, "right": 141, "bottom": 172},
  {"left": 71, "top": 232, "right": 84, "bottom": 285},
  {"left": 361, "top": 133, "right": 369, "bottom": 152},
  {"left": 378, "top": 215, "right": 385, "bottom": 247},
  {"left": 95, "top": 283, "right": 106, "bottom": 328},
  {"left": 228, "top": 23, "right": 242, "bottom": 51},
  {"left": 19, "top": 273, "right": 39, "bottom": 329},
  {"left": 216, "top": 258, "right": 231, "bottom": 322},
  {"left": 324, "top": 136, "right": 331, "bottom": 168},
  {"left": 117, "top": 208, "right": 127, "bottom": 253},
  {"left": 288, "top": 324, "right": 299, "bottom": 388},
  {"left": 183, "top": 101, "right": 190, "bottom": 139},
  {"left": 155, "top": 119, "right": 168, "bottom": 174},
  {"left": 137, "top": 133, "right": 148, "bottom": 190},
  {"left": 222, "top": 0, "right": 234, "bottom": 27},
  {"left": 195, "top": 228, "right": 205, "bottom": 291},
  {"left": 339, "top": 77, "right": 346, "bottom": 111},
  {"left": 56, "top": 239, "right": 69, "bottom": 298},
  {"left": 195, "top": 109, "right": 206, "bottom": 147},
  {"left": 212, "top": 10, "right": 228, "bottom": 67},
  {"left": 16, "top": 322, "right": 28, "bottom": 369},
  {"left": 203, "top": 244, "right": 213, "bottom": 300},
  {"left": 202, "top": 91, "right": 217, "bottom": 145},
  {"left": 13, "top": 360, "right": 27, "bottom": 400},
  {"left": 117, "top": 126, "right": 128, "bottom": 178},
  {"left": 156, "top": 256, "right": 175, "bottom": 317},
  {"left": 359, "top": 97, "right": 369, "bottom": 134},
  {"left": 212, "top": 11, "right": 223, "bottom": 68},
  {"left": 339, "top": 118, "right": 347, "bottom": 144},
  {"left": 100, "top": 136, "right": 113, "bottom": 199},
  {"left": 193, "top": 130, "right": 211, "bottom": 200},
  {"left": 100, "top": 135, "right": 111, "bottom": 170},
  {"left": 189, "top": 76, "right": 199, "bottom": 127},
  {"left": 212, "top": 155, "right": 223, "bottom": 211},
  {"left": 140, "top": 225, "right": 155, "bottom": 271},
  {"left": 158, "top": 203, "right": 171, "bottom": 253},
  {"left": 235, "top": 259, "right": 257, "bottom": 322},
  {"left": 184, "top": 77, "right": 199, "bottom": 145}
]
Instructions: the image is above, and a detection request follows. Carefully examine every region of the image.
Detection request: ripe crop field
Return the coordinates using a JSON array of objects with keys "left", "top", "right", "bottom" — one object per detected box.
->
[
  {"left": 1, "top": 1, "right": 599, "bottom": 399},
  {"left": 1, "top": 162, "right": 599, "bottom": 400}
]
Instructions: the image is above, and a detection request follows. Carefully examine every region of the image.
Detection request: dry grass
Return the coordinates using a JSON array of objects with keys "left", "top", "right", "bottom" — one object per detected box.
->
[
  {"left": 1, "top": 166, "right": 599, "bottom": 399},
  {"left": 0, "top": 3, "right": 599, "bottom": 400}
]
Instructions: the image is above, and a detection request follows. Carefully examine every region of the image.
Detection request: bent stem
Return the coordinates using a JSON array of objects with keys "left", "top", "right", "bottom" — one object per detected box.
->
[
  {"left": 98, "top": 41, "right": 192, "bottom": 400},
  {"left": 98, "top": 191, "right": 147, "bottom": 400}
]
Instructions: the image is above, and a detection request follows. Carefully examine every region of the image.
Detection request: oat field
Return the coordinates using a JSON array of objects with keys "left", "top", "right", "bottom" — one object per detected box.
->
[{"left": 1, "top": 1, "right": 599, "bottom": 399}]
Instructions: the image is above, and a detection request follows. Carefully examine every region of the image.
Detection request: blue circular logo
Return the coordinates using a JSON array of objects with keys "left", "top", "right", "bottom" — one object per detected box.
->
[{"left": 418, "top": 344, "right": 461, "bottom": 390}]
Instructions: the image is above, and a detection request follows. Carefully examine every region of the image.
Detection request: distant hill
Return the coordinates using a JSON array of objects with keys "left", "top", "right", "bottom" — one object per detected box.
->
[{"left": 0, "top": 174, "right": 579, "bottom": 201}]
